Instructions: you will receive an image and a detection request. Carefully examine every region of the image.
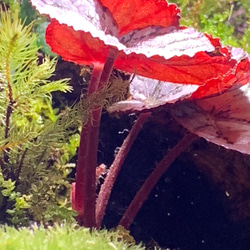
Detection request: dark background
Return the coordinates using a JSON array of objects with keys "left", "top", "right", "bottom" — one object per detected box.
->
[{"left": 98, "top": 110, "right": 250, "bottom": 250}]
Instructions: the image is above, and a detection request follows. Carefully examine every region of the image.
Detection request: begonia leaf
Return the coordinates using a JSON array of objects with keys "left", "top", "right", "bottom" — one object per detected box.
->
[
  {"left": 31, "top": 0, "right": 250, "bottom": 93},
  {"left": 31, "top": 0, "right": 120, "bottom": 47},
  {"left": 108, "top": 56, "right": 249, "bottom": 112},
  {"left": 114, "top": 47, "right": 240, "bottom": 86},
  {"left": 31, "top": 0, "right": 179, "bottom": 51},
  {"left": 46, "top": 19, "right": 110, "bottom": 65},
  {"left": 108, "top": 49, "right": 250, "bottom": 113},
  {"left": 191, "top": 54, "right": 250, "bottom": 98},
  {"left": 45, "top": 18, "right": 246, "bottom": 86},
  {"left": 108, "top": 75, "right": 199, "bottom": 112},
  {"left": 99, "top": 0, "right": 180, "bottom": 35},
  {"left": 171, "top": 83, "right": 250, "bottom": 155}
]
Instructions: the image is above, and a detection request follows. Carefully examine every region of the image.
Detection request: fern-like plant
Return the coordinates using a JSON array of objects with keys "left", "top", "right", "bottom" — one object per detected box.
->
[{"left": 0, "top": 8, "right": 78, "bottom": 225}]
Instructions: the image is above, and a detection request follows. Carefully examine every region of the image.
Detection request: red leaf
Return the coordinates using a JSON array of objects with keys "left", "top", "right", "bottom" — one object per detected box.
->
[
  {"left": 99, "top": 0, "right": 180, "bottom": 35},
  {"left": 191, "top": 54, "right": 250, "bottom": 98},
  {"left": 114, "top": 48, "right": 237, "bottom": 85},
  {"left": 46, "top": 19, "right": 110, "bottom": 65}
]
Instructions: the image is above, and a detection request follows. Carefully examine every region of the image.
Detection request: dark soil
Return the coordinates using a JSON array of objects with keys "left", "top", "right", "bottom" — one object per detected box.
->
[{"left": 99, "top": 111, "right": 250, "bottom": 250}]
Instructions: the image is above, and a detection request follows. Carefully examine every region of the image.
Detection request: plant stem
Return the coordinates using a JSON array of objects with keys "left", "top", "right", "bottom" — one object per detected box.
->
[
  {"left": 75, "top": 48, "right": 118, "bottom": 228},
  {"left": 99, "top": 48, "right": 119, "bottom": 89},
  {"left": 15, "top": 147, "right": 28, "bottom": 185},
  {"left": 95, "top": 112, "right": 151, "bottom": 228},
  {"left": 1, "top": 47, "right": 14, "bottom": 178},
  {"left": 119, "top": 133, "right": 198, "bottom": 229},
  {"left": 75, "top": 64, "right": 104, "bottom": 226}
]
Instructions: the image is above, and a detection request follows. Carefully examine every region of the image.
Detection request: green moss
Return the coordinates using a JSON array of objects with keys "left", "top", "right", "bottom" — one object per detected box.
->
[{"left": 0, "top": 224, "right": 144, "bottom": 250}]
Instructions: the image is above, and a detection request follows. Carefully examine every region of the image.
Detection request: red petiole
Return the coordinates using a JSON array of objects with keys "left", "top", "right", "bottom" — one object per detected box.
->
[{"left": 74, "top": 48, "right": 118, "bottom": 227}]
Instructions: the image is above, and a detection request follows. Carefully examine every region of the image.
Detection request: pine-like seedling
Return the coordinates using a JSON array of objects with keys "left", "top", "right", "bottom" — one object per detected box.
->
[{"left": 0, "top": 8, "right": 77, "bottom": 225}]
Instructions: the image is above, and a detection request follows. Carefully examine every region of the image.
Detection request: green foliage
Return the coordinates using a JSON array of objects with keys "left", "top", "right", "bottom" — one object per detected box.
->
[
  {"left": 34, "top": 18, "right": 58, "bottom": 57},
  {"left": 0, "top": 0, "right": 20, "bottom": 13},
  {"left": 199, "top": 11, "right": 239, "bottom": 47},
  {"left": 0, "top": 9, "right": 79, "bottom": 226},
  {"left": 19, "top": 0, "right": 38, "bottom": 25},
  {"left": 1, "top": 0, "right": 57, "bottom": 55},
  {"left": 0, "top": 224, "right": 144, "bottom": 250}
]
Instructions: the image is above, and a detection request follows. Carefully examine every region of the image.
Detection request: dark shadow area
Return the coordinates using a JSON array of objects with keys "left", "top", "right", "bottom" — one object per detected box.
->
[{"left": 99, "top": 110, "right": 250, "bottom": 250}]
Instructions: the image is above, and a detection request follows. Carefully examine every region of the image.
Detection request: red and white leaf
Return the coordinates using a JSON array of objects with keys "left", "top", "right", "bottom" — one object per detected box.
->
[
  {"left": 32, "top": 1, "right": 220, "bottom": 61},
  {"left": 108, "top": 75, "right": 199, "bottom": 112},
  {"left": 31, "top": 0, "right": 179, "bottom": 51},
  {"left": 32, "top": 0, "right": 250, "bottom": 91},
  {"left": 31, "top": 0, "right": 121, "bottom": 47},
  {"left": 121, "top": 26, "right": 215, "bottom": 59},
  {"left": 171, "top": 83, "right": 250, "bottom": 155},
  {"left": 45, "top": 19, "right": 247, "bottom": 86}
]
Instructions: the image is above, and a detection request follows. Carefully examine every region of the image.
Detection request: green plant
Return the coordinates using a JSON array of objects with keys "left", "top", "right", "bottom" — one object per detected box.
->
[
  {"left": 0, "top": 224, "right": 144, "bottom": 250},
  {"left": 0, "top": 8, "right": 79, "bottom": 225}
]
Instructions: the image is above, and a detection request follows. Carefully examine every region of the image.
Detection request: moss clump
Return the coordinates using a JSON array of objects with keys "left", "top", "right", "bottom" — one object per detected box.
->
[{"left": 0, "top": 224, "right": 144, "bottom": 250}]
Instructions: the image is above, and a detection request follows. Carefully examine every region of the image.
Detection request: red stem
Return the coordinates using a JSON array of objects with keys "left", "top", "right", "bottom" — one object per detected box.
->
[
  {"left": 119, "top": 133, "right": 198, "bottom": 229},
  {"left": 75, "top": 64, "right": 104, "bottom": 226},
  {"left": 75, "top": 48, "right": 118, "bottom": 227},
  {"left": 98, "top": 48, "right": 119, "bottom": 89},
  {"left": 95, "top": 112, "right": 151, "bottom": 228}
]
